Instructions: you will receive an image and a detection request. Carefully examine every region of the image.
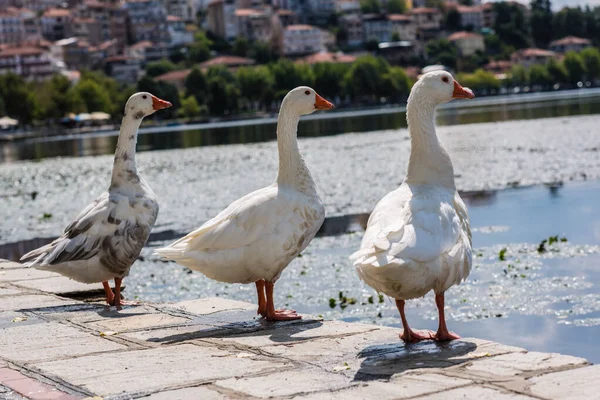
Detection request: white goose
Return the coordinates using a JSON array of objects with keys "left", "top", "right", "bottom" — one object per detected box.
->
[
  {"left": 154, "top": 87, "right": 334, "bottom": 320},
  {"left": 21, "top": 92, "right": 171, "bottom": 308},
  {"left": 351, "top": 71, "right": 474, "bottom": 342}
]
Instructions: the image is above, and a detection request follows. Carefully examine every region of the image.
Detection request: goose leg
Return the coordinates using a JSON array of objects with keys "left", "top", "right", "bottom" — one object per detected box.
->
[
  {"left": 433, "top": 293, "right": 460, "bottom": 341},
  {"left": 255, "top": 280, "right": 267, "bottom": 317},
  {"left": 102, "top": 281, "right": 114, "bottom": 306},
  {"left": 396, "top": 299, "right": 433, "bottom": 343},
  {"left": 264, "top": 281, "right": 301, "bottom": 321},
  {"left": 113, "top": 277, "right": 124, "bottom": 310}
]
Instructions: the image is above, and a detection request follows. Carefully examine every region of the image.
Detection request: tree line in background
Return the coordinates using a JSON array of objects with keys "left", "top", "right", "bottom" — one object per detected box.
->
[
  {"left": 2, "top": 1, "right": 600, "bottom": 124},
  {"left": 0, "top": 56, "right": 412, "bottom": 124}
]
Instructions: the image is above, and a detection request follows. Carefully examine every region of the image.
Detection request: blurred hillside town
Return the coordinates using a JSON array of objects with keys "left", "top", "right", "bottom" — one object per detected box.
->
[{"left": 0, "top": 0, "right": 600, "bottom": 129}]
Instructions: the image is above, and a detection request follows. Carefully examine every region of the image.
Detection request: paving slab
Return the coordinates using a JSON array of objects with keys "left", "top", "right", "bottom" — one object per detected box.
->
[
  {"left": 0, "top": 261, "right": 26, "bottom": 270},
  {"left": 293, "top": 373, "right": 473, "bottom": 400},
  {"left": 0, "top": 294, "right": 79, "bottom": 312},
  {"left": 83, "top": 311, "right": 190, "bottom": 333},
  {"left": 213, "top": 320, "right": 379, "bottom": 348},
  {"left": 215, "top": 369, "right": 352, "bottom": 398},
  {"left": 0, "top": 321, "right": 126, "bottom": 363},
  {"left": 527, "top": 364, "right": 600, "bottom": 399},
  {"left": 0, "top": 268, "right": 62, "bottom": 282},
  {"left": 0, "top": 367, "right": 81, "bottom": 400},
  {"left": 463, "top": 351, "right": 588, "bottom": 378},
  {"left": 165, "top": 298, "right": 256, "bottom": 315},
  {"left": 0, "top": 285, "right": 25, "bottom": 297},
  {"left": 32, "top": 344, "right": 288, "bottom": 397},
  {"left": 12, "top": 277, "right": 101, "bottom": 296},
  {"left": 0, "top": 310, "right": 44, "bottom": 329},
  {"left": 417, "top": 385, "right": 535, "bottom": 399},
  {"left": 144, "top": 386, "right": 227, "bottom": 400}
]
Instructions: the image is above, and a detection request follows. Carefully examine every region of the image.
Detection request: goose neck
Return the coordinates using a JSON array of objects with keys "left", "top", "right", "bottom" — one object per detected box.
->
[
  {"left": 275, "top": 105, "right": 316, "bottom": 195},
  {"left": 405, "top": 97, "right": 455, "bottom": 188},
  {"left": 111, "top": 114, "right": 142, "bottom": 185}
]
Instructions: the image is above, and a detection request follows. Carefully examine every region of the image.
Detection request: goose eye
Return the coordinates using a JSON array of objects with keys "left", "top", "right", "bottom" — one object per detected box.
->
[
  {"left": 142, "top": 95, "right": 148, "bottom": 99},
  {"left": 304, "top": 90, "right": 310, "bottom": 95},
  {"left": 442, "top": 76, "right": 449, "bottom": 83}
]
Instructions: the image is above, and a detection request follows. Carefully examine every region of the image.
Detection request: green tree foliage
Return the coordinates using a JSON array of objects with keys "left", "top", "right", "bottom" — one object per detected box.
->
[
  {"left": 236, "top": 65, "right": 275, "bottom": 109},
  {"left": 36, "top": 75, "right": 74, "bottom": 119},
  {"left": 493, "top": 2, "right": 529, "bottom": 49},
  {"left": 0, "top": 73, "right": 36, "bottom": 123},
  {"left": 563, "top": 51, "right": 587, "bottom": 83},
  {"left": 484, "top": 34, "right": 514, "bottom": 61},
  {"left": 188, "top": 31, "right": 212, "bottom": 63},
  {"left": 386, "top": 0, "right": 406, "bottom": 14},
  {"left": 360, "top": 0, "right": 381, "bottom": 13},
  {"left": 343, "top": 55, "right": 391, "bottom": 100},
  {"left": 552, "top": 7, "right": 586, "bottom": 40},
  {"left": 184, "top": 67, "right": 208, "bottom": 104},
  {"left": 456, "top": 69, "right": 500, "bottom": 91},
  {"left": 528, "top": 64, "right": 552, "bottom": 86},
  {"left": 580, "top": 47, "right": 600, "bottom": 80},
  {"left": 445, "top": 8, "right": 462, "bottom": 32},
  {"left": 312, "top": 62, "right": 350, "bottom": 99},
  {"left": 206, "top": 66, "right": 239, "bottom": 115},
  {"left": 232, "top": 36, "right": 250, "bottom": 57},
  {"left": 530, "top": 0, "right": 554, "bottom": 48},
  {"left": 270, "top": 59, "right": 314, "bottom": 97},
  {"left": 391, "top": 31, "right": 400, "bottom": 42},
  {"left": 380, "top": 66, "right": 412, "bottom": 101},
  {"left": 510, "top": 64, "right": 528, "bottom": 86},
  {"left": 179, "top": 96, "right": 202, "bottom": 118},
  {"left": 73, "top": 79, "right": 111, "bottom": 113},
  {"left": 249, "top": 41, "right": 277, "bottom": 64},
  {"left": 145, "top": 59, "right": 177, "bottom": 78},
  {"left": 546, "top": 58, "right": 568, "bottom": 83},
  {"left": 426, "top": 39, "right": 458, "bottom": 69}
]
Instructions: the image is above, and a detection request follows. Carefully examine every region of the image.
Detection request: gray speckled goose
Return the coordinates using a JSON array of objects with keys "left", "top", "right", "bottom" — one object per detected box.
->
[{"left": 21, "top": 92, "right": 171, "bottom": 308}]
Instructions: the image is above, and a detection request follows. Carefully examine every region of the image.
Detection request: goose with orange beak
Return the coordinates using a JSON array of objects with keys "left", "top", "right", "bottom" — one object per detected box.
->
[
  {"left": 351, "top": 71, "right": 474, "bottom": 342},
  {"left": 155, "top": 87, "right": 334, "bottom": 321},
  {"left": 22, "top": 92, "right": 171, "bottom": 309}
]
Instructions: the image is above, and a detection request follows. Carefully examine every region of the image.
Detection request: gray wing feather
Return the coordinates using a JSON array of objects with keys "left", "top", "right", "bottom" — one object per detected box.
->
[{"left": 21, "top": 190, "right": 156, "bottom": 275}]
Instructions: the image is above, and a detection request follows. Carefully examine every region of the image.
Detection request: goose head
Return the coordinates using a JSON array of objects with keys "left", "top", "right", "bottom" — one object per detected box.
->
[
  {"left": 411, "top": 71, "right": 474, "bottom": 106},
  {"left": 282, "top": 86, "right": 335, "bottom": 116},
  {"left": 125, "top": 92, "right": 172, "bottom": 119}
]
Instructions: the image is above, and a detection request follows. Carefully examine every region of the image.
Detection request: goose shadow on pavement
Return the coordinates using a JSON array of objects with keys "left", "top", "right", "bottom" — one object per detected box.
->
[{"left": 353, "top": 339, "right": 478, "bottom": 381}]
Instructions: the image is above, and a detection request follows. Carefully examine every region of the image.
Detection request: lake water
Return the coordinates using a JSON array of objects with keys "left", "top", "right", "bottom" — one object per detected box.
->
[
  {"left": 1, "top": 89, "right": 599, "bottom": 363},
  {"left": 3, "top": 88, "right": 600, "bottom": 163}
]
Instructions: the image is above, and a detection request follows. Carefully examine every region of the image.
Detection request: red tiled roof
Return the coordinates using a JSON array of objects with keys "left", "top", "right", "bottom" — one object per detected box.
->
[
  {"left": 43, "top": 8, "right": 71, "bottom": 18},
  {"left": 167, "top": 15, "right": 183, "bottom": 22},
  {"left": 286, "top": 24, "right": 318, "bottom": 31},
  {"left": 549, "top": 36, "right": 591, "bottom": 46},
  {"left": 409, "top": 7, "right": 439, "bottom": 14},
  {"left": 455, "top": 5, "right": 481, "bottom": 13},
  {"left": 514, "top": 48, "right": 556, "bottom": 58},
  {"left": 130, "top": 40, "right": 153, "bottom": 49},
  {"left": 388, "top": 14, "right": 411, "bottom": 22},
  {"left": 484, "top": 60, "right": 512, "bottom": 71},
  {"left": 448, "top": 31, "right": 483, "bottom": 41},
  {"left": 235, "top": 8, "right": 262, "bottom": 17},
  {"left": 156, "top": 69, "right": 191, "bottom": 82},
  {"left": 199, "top": 55, "right": 255, "bottom": 68},
  {"left": 0, "top": 46, "right": 44, "bottom": 57},
  {"left": 296, "top": 51, "right": 356, "bottom": 65}
]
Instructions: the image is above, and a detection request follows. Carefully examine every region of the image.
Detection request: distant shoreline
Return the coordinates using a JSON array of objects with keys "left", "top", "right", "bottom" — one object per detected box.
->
[{"left": 5, "top": 86, "right": 600, "bottom": 144}]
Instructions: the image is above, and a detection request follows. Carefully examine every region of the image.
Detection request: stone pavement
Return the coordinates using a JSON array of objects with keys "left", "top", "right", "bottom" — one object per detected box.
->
[{"left": 0, "top": 258, "right": 597, "bottom": 400}]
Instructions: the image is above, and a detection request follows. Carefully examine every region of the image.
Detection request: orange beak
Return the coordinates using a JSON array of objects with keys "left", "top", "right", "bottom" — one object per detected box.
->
[
  {"left": 152, "top": 95, "right": 172, "bottom": 110},
  {"left": 314, "top": 93, "right": 335, "bottom": 110},
  {"left": 453, "top": 80, "right": 475, "bottom": 99}
]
